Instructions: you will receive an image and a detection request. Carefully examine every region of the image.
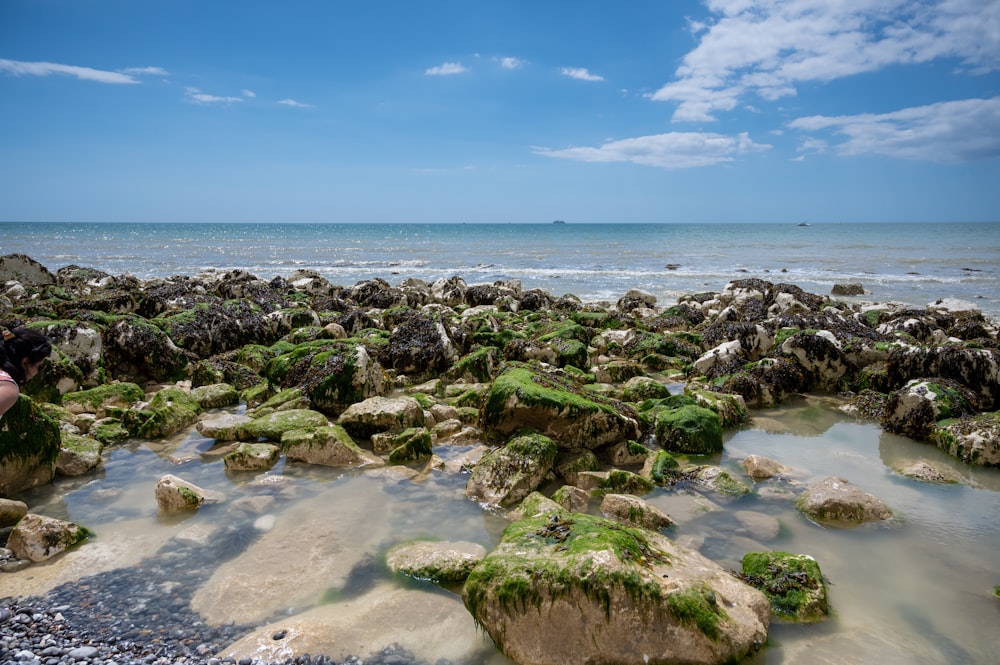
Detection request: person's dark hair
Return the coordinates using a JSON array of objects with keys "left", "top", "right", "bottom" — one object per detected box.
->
[{"left": 1, "top": 327, "right": 52, "bottom": 385}]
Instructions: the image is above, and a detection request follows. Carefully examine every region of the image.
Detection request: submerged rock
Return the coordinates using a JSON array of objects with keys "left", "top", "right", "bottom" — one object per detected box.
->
[
  {"left": 797, "top": 476, "right": 893, "bottom": 527},
  {"left": 385, "top": 539, "right": 487, "bottom": 583}
]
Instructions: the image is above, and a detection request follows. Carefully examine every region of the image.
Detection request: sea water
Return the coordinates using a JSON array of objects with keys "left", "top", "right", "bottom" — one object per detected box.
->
[{"left": 2, "top": 221, "right": 999, "bottom": 319}]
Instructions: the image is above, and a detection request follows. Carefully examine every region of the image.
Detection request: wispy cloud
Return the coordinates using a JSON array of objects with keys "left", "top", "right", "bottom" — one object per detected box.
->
[
  {"left": 653, "top": 0, "right": 1000, "bottom": 122},
  {"left": 535, "top": 131, "right": 771, "bottom": 169},
  {"left": 241, "top": 89, "right": 256, "bottom": 98},
  {"left": 184, "top": 87, "right": 243, "bottom": 105},
  {"left": 497, "top": 56, "right": 524, "bottom": 70},
  {"left": 561, "top": 67, "right": 605, "bottom": 82},
  {"left": 790, "top": 96, "right": 1000, "bottom": 163},
  {"left": 121, "top": 66, "right": 169, "bottom": 77},
  {"left": 425, "top": 62, "right": 468, "bottom": 76},
  {"left": 0, "top": 58, "right": 138, "bottom": 84},
  {"left": 278, "top": 98, "right": 314, "bottom": 108}
]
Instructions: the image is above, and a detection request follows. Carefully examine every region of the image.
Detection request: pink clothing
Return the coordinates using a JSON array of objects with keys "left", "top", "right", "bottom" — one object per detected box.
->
[{"left": 0, "top": 369, "right": 14, "bottom": 384}]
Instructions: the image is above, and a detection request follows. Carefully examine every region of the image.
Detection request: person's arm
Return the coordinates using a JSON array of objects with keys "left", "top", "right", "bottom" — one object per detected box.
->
[{"left": 0, "top": 380, "right": 18, "bottom": 418}]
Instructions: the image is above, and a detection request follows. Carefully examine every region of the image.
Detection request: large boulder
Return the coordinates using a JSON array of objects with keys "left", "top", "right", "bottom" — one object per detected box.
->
[
  {"left": 480, "top": 365, "right": 640, "bottom": 451},
  {"left": 154, "top": 299, "right": 273, "bottom": 357},
  {"left": 134, "top": 387, "right": 202, "bottom": 438},
  {"left": 105, "top": 315, "right": 194, "bottom": 383},
  {"left": 0, "top": 395, "right": 61, "bottom": 495},
  {"left": 656, "top": 405, "right": 723, "bottom": 455},
  {"left": 882, "top": 379, "right": 977, "bottom": 440},
  {"left": 283, "top": 425, "right": 384, "bottom": 468},
  {"left": 930, "top": 411, "right": 1000, "bottom": 466},
  {"left": 265, "top": 341, "right": 388, "bottom": 416},
  {"left": 240, "top": 408, "right": 329, "bottom": 442},
  {"left": 37, "top": 320, "right": 105, "bottom": 386},
  {"left": 0, "top": 253, "right": 56, "bottom": 286},
  {"left": 7, "top": 514, "right": 89, "bottom": 562},
  {"left": 387, "top": 311, "right": 459, "bottom": 377},
  {"left": 336, "top": 395, "right": 424, "bottom": 440},
  {"left": 887, "top": 346, "right": 1000, "bottom": 410},
  {"left": 797, "top": 476, "right": 893, "bottom": 527},
  {"left": 780, "top": 330, "right": 853, "bottom": 391},
  {"left": 463, "top": 512, "right": 769, "bottom": 665},
  {"left": 61, "top": 382, "right": 145, "bottom": 417},
  {"left": 465, "top": 431, "right": 558, "bottom": 507}
]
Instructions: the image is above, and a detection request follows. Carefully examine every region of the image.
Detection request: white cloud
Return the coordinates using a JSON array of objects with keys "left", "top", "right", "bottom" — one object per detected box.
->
[
  {"left": 425, "top": 62, "right": 468, "bottom": 76},
  {"left": 121, "top": 66, "right": 169, "bottom": 77},
  {"left": 278, "top": 98, "right": 314, "bottom": 108},
  {"left": 184, "top": 87, "right": 243, "bottom": 104},
  {"left": 561, "top": 67, "right": 605, "bottom": 82},
  {"left": 498, "top": 56, "right": 524, "bottom": 70},
  {"left": 535, "top": 131, "right": 771, "bottom": 169},
  {"left": 242, "top": 89, "right": 257, "bottom": 98},
  {"left": 789, "top": 96, "right": 1000, "bottom": 162},
  {"left": 653, "top": 0, "right": 1000, "bottom": 122},
  {"left": 0, "top": 58, "right": 138, "bottom": 84}
]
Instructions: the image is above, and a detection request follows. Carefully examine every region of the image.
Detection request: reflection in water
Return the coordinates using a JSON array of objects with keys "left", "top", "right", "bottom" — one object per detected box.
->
[{"left": 4, "top": 401, "right": 1000, "bottom": 664}]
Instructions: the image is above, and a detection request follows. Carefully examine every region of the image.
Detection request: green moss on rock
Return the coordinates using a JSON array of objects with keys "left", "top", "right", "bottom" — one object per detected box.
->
[
  {"left": 740, "top": 551, "right": 828, "bottom": 622},
  {"left": 656, "top": 405, "right": 723, "bottom": 455}
]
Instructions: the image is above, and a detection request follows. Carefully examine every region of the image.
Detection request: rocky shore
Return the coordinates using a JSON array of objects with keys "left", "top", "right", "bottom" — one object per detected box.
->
[{"left": 1, "top": 252, "right": 998, "bottom": 665}]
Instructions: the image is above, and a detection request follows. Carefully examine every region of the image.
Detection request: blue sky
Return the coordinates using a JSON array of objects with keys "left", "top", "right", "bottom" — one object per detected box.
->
[{"left": 1, "top": 0, "right": 998, "bottom": 223}]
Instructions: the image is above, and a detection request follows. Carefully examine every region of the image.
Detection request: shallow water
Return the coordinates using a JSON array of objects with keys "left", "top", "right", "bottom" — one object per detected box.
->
[{"left": 7, "top": 398, "right": 1000, "bottom": 665}]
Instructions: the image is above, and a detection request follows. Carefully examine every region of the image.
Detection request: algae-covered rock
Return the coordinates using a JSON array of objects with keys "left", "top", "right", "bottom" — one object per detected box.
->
[
  {"left": 265, "top": 341, "right": 388, "bottom": 416},
  {"left": 480, "top": 365, "right": 640, "bottom": 452},
  {"left": 656, "top": 405, "right": 723, "bottom": 455},
  {"left": 0, "top": 394, "right": 61, "bottom": 495},
  {"left": 61, "top": 382, "right": 145, "bottom": 417},
  {"left": 223, "top": 442, "right": 281, "bottom": 472},
  {"left": 689, "top": 465, "right": 753, "bottom": 497},
  {"left": 189, "top": 383, "right": 239, "bottom": 409},
  {"left": 154, "top": 474, "right": 223, "bottom": 512},
  {"left": 463, "top": 512, "right": 769, "bottom": 665},
  {"left": 386, "top": 427, "right": 434, "bottom": 464},
  {"left": 882, "top": 379, "right": 977, "bottom": 440},
  {"left": 740, "top": 551, "right": 829, "bottom": 623},
  {"left": 106, "top": 315, "right": 194, "bottom": 383},
  {"left": 337, "top": 395, "right": 425, "bottom": 440},
  {"left": 887, "top": 345, "right": 1000, "bottom": 410},
  {"left": 466, "top": 431, "right": 558, "bottom": 507},
  {"left": 56, "top": 432, "right": 104, "bottom": 476},
  {"left": 136, "top": 387, "right": 202, "bottom": 438},
  {"left": 7, "top": 513, "right": 89, "bottom": 562},
  {"left": 386, "top": 539, "right": 487, "bottom": 584},
  {"left": 242, "top": 408, "right": 329, "bottom": 442},
  {"left": 644, "top": 449, "right": 683, "bottom": 486},
  {"left": 929, "top": 411, "right": 1000, "bottom": 466},
  {"left": 599, "top": 493, "right": 674, "bottom": 531},
  {"left": 283, "top": 425, "right": 383, "bottom": 468}
]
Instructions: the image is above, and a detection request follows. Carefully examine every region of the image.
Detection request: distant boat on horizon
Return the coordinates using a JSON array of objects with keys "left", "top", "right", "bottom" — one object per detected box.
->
[
  {"left": 798, "top": 221, "right": 811, "bottom": 226},
  {"left": 552, "top": 220, "right": 566, "bottom": 224}
]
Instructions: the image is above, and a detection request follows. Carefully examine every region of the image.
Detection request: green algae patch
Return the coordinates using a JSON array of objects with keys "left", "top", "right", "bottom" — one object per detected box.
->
[
  {"left": 739, "top": 551, "right": 828, "bottom": 623},
  {"left": 447, "top": 346, "right": 502, "bottom": 383},
  {"left": 242, "top": 408, "right": 329, "bottom": 442},
  {"left": 387, "top": 427, "right": 434, "bottom": 464},
  {"left": 649, "top": 450, "right": 682, "bottom": 486},
  {"left": 665, "top": 584, "right": 728, "bottom": 640},
  {"left": 463, "top": 512, "right": 669, "bottom": 622},
  {"left": 136, "top": 387, "right": 202, "bottom": 438},
  {"left": 480, "top": 364, "right": 639, "bottom": 450},
  {"left": 655, "top": 404, "right": 723, "bottom": 455},
  {"left": 597, "top": 469, "right": 655, "bottom": 496},
  {"left": 0, "top": 394, "right": 60, "bottom": 468},
  {"left": 61, "top": 382, "right": 145, "bottom": 416}
]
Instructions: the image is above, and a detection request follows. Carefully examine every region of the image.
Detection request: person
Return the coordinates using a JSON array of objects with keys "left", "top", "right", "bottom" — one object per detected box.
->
[{"left": 0, "top": 327, "right": 52, "bottom": 419}]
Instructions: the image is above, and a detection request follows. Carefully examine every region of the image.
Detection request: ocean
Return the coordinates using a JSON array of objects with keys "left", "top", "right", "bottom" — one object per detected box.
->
[{"left": 2, "top": 221, "right": 999, "bottom": 320}]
